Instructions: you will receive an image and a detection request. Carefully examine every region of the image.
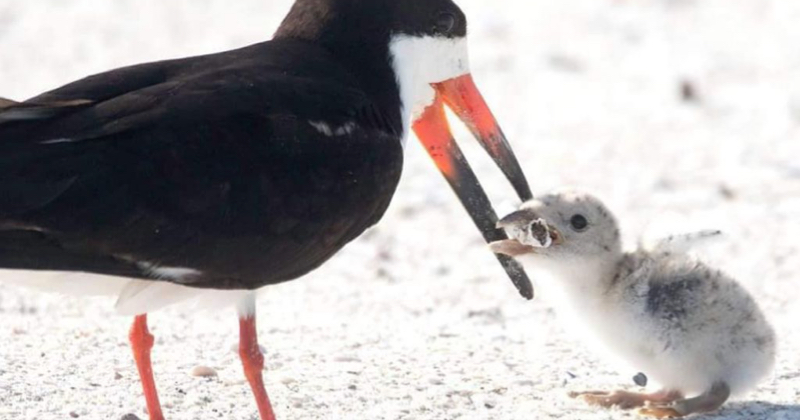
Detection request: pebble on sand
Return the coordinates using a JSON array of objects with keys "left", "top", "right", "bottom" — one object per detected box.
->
[{"left": 190, "top": 365, "right": 218, "bottom": 378}]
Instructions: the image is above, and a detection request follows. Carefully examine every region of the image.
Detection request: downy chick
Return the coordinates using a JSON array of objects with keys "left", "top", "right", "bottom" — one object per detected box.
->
[{"left": 491, "top": 191, "right": 775, "bottom": 418}]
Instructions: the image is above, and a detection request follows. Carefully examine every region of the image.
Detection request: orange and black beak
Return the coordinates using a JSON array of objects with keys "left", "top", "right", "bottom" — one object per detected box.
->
[{"left": 413, "top": 74, "right": 534, "bottom": 299}]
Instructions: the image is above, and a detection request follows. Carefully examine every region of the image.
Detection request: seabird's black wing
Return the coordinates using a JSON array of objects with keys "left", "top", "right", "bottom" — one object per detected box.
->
[{"left": 0, "top": 40, "right": 404, "bottom": 289}]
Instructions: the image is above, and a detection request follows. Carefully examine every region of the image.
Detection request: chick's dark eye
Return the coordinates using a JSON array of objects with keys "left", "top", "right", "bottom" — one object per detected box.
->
[
  {"left": 434, "top": 12, "right": 456, "bottom": 35},
  {"left": 570, "top": 214, "right": 589, "bottom": 232}
]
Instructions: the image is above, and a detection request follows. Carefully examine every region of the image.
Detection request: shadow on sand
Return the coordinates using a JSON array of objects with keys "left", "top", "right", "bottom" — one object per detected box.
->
[{"left": 691, "top": 401, "right": 800, "bottom": 419}]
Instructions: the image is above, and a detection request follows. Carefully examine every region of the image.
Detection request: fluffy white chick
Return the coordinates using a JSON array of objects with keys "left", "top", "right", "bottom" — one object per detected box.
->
[{"left": 491, "top": 191, "right": 775, "bottom": 418}]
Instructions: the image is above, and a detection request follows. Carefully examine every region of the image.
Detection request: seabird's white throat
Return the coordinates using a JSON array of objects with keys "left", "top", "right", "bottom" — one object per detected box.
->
[{"left": 388, "top": 35, "right": 470, "bottom": 143}]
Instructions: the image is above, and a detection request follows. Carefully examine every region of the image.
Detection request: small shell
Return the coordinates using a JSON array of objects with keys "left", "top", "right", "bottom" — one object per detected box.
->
[
  {"left": 190, "top": 365, "right": 218, "bottom": 378},
  {"left": 500, "top": 215, "right": 553, "bottom": 248},
  {"left": 510, "top": 218, "right": 552, "bottom": 248},
  {"left": 527, "top": 219, "right": 553, "bottom": 248}
]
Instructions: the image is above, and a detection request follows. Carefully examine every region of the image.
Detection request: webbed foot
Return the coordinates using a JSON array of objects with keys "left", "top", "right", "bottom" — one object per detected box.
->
[
  {"left": 639, "top": 406, "right": 683, "bottom": 418},
  {"left": 568, "top": 389, "right": 683, "bottom": 410}
]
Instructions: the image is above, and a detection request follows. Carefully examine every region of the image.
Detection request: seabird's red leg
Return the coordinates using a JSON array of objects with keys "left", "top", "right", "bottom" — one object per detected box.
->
[
  {"left": 129, "top": 314, "right": 165, "bottom": 420},
  {"left": 238, "top": 300, "right": 277, "bottom": 420}
]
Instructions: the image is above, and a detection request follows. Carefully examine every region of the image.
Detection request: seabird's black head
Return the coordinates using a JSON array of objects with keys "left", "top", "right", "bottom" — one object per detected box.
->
[
  {"left": 277, "top": 0, "right": 534, "bottom": 299},
  {"left": 275, "top": 0, "right": 467, "bottom": 42}
]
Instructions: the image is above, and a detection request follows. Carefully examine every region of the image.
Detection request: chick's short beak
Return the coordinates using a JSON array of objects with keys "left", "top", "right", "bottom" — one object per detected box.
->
[
  {"left": 495, "top": 210, "right": 533, "bottom": 230},
  {"left": 489, "top": 240, "right": 536, "bottom": 257},
  {"left": 549, "top": 226, "right": 564, "bottom": 245}
]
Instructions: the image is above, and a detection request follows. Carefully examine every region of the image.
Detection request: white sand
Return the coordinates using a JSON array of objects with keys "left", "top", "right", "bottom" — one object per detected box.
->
[{"left": 0, "top": 0, "right": 798, "bottom": 419}]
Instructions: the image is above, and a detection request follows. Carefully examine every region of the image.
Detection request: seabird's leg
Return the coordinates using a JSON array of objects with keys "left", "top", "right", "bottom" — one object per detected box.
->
[
  {"left": 237, "top": 294, "right": 277, "bottom": 420},
  {"left": 639, "top": 382, "right": 730, "bottom": 418},
  {"left": 569, "top": 389, "right": 683, "bottom": 410},
  {"left": 129, "top": 314, "right": 165, "bottom": 420}
]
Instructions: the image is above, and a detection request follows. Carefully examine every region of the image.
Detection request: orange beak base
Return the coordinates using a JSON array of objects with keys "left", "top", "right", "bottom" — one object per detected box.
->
[
  {"left": 412, "top": 76, "right": 534, "bottom": 300},
  {"left": 433, "top": 74, "right": 532, "bottom": 202}
]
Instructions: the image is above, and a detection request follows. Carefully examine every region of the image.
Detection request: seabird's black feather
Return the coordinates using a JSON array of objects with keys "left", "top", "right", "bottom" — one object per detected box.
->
[{"left": 0, "top": 39, "right": 404, "bottom": 289}]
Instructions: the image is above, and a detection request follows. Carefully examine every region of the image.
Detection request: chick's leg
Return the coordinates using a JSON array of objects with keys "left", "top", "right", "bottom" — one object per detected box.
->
[
  {"left": 640, "top": 382, "right": 730, "bottom": 418},
  {"left": 569, "top": 389, "right": 683, "bottom": 410}
]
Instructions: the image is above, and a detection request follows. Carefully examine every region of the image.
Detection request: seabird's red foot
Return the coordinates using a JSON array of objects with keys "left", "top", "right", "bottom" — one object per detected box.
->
[
  {"left": 239, "top": 315, "right": 277, "bottom": 420},
  {"left": 129, "top": 315, "right": 165, "bottom": 420}
]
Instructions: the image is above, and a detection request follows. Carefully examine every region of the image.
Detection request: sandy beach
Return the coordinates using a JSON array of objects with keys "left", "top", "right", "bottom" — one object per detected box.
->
[{"left": 0, "top": 0, "right": 798, "bottom": 419}]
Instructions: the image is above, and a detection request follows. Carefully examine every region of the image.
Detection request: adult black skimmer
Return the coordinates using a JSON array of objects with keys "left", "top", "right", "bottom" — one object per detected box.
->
[{"left": 0, "top": 0, "right": 533, "bottom": 419}]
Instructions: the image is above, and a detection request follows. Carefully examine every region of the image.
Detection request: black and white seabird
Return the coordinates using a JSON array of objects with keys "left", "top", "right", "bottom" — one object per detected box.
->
[{"left": 0, "top": 1, "right": 533, "bottom": 419}]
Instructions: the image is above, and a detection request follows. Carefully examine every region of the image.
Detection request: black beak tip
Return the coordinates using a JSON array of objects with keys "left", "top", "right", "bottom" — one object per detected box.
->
[
  {"left": 497, "top": 254, "right": 534, "bottom": 300},
  {"left": 487, "top": 132, "right": 533, "bottom": 202}
]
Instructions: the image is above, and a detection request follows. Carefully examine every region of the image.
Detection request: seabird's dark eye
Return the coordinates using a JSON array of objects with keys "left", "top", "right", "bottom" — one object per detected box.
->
[
  {"left": 434, "top": 12, "right": 456, "bottom": 35},
  {"left": 570, "top": 214, "right": 589, "bottom": 232}
]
